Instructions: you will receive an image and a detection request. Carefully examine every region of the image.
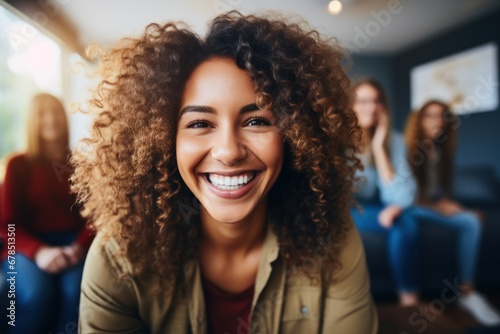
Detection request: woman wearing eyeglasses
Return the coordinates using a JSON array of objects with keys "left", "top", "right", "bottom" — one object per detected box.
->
[
  {"left": 405, "top": 100, "right": 500, "bottom": 326},
  {"left": 351, "top": 78, "right": 420, "bottom": 307}
]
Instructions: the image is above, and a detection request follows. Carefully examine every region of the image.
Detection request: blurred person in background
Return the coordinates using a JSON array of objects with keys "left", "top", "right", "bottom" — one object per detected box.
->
[
  {"left": 405, "top": 100, "right": 500, "bottom": 326},
  {"left": 0, "top": 93, "right": 93, "bottom": 333},
  {"left": 352, "top": 78, "right": 420, "bottom": 306}
]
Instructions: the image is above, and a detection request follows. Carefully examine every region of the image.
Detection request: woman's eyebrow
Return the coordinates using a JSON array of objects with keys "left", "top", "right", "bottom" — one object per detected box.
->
[
  {"left": 179, "top": 103, "right": 260, "bottom": 116},
  {"left": 179, "top": 105, "right": 214, "bottom": 116},
  {"left": 240, "top": 103, "right": 259, "bottom": 114}
]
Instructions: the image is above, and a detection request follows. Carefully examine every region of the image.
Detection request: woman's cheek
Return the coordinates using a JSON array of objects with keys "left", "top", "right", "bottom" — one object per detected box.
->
[
  {"left": 250, "top": 131, "right": 284, "bottom": 170},
  {"left": 176, "top": 134, "right": 209, "bottom": 178}
]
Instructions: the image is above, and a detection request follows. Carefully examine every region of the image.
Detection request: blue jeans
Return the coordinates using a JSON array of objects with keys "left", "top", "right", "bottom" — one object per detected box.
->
[
  {"left": 412, "top": 206, "right": 481, "bottom": 283},
  {"left": 1, "top": 232, "right": 84, "bottom": 334},
  {"left": 351, "top": 205, "right": 419, "bottom": 293}
]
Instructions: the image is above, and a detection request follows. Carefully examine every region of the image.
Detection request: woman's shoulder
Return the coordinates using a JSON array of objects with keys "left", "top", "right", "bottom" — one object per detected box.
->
[
  {"left": 335, "top": 222, "right": 365, "bottom": 276},
  {"left": 80, "top": 232, "right": 146, "bottom": 329},
  {"left": 3, "top": 152, "right": 31, "bottom": 178},
  {"left": 323, "top": 223, "right": 377, "bottom": 332},
  {"left": 5, "top": 152, "right": 30, "bottom": 167},
  {"left": 288, "top": 223, "right": 365, "bottom": 286},
  {"left": 86, "top": 233, "right": 135, "bottom": 277}
]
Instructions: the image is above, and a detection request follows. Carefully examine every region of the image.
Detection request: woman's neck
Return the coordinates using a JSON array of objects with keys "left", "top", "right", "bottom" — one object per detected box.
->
[
  {"left": 200, "top": 199, "right": 267, "bottom": 256},
  {"left": 423, "top": 136, "right": 439, "bottom": 159},
  {"left": 41, "top": 141, "right": 66, "bottom": 162}
]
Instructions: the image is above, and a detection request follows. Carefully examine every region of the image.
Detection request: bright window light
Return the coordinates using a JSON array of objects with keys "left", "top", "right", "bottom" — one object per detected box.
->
[{"left": 0, "top": 4, "right": 63, "bottom": 172}]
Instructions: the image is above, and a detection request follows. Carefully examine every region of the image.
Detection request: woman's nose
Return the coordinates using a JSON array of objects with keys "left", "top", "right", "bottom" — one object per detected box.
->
[{"left": 210, "top": 127, "right": 247, "bottom": 166}]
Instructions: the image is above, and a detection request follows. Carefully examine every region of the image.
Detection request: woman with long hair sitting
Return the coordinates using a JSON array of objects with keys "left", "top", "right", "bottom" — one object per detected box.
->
[
  {"left": 351, "top": 79, "right": 420, "bottom": 307},
  {"left": 405, "top": 100, "right": 500, "bottom": 326},
  {"left": 1, "top": 93, "right": 93, "bottom": 333}
]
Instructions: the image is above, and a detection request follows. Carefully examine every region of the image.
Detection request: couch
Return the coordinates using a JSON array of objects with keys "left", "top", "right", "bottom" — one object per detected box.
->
[{"left": 362, "top": 166, "right": 500, "bottom": 300}]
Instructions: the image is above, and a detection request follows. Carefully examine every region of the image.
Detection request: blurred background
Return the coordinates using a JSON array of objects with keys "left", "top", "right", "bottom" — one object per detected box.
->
[{"left": 1, "top": 0, "right": 499, "bottom": 333}]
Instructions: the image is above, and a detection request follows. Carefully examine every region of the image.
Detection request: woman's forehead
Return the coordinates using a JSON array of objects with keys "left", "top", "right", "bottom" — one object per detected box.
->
[{"left": 181, "top": 57, "right": 256, "bottom": 104}]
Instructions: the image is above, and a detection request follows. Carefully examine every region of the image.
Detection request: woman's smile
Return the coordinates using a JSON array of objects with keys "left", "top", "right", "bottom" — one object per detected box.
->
[{"left": 206, "top": 171, "right": 257, "bottom": 190}]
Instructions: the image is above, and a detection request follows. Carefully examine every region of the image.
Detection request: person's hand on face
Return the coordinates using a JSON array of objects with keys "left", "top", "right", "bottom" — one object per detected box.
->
[{"left": 371, "top": 111, "right": 389, "bottom": 151}]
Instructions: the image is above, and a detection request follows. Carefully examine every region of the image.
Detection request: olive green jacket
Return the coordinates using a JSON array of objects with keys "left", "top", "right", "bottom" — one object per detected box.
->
[{"left": 79, "top": 223, "right": 377, "bottom": 333}]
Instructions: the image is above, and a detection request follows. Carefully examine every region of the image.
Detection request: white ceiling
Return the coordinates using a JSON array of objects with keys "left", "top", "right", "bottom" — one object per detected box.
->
[{"left": 59, "top": 0, "right": 500, "bottom": 55}]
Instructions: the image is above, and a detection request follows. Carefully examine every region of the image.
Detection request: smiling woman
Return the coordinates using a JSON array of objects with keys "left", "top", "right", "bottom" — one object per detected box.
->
[{"left": 71, "top": 11, "right": 377, "bottom": 333}]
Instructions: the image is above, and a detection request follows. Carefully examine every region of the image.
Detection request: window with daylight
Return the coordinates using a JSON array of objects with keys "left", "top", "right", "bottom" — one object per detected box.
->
[{"left": 0, "top": 3, "right": 63, "bottom": 178}]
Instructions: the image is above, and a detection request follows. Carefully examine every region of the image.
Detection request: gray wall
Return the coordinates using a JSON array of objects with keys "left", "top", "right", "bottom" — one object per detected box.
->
[
  {"left": 348, "top": 55, "right": 396, "bottom": 120},
  {"left": 393, "top": 9, "right": 500, "bottom": 179}
]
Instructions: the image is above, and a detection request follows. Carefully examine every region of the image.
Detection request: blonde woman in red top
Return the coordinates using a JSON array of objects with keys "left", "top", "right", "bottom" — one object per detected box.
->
[{"left": 0, "top": 93, "right": 93, "bottom": 333}]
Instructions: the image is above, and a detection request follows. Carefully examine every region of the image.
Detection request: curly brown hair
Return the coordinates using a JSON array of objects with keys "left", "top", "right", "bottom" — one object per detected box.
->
[
  {"left": 405, "top": 100, "right": 457, "bottom": 200},
  {"left": 71, "top": 11, "right": 362, "bottom": 296}
]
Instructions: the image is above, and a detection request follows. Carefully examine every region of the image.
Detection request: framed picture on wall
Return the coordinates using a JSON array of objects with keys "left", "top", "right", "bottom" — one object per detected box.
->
[{"left": 410, "top": 42, "right": 498, "bottom": 114}]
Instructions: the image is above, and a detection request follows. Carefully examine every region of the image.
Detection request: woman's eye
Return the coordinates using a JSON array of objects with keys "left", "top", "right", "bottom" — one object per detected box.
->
[
  {"left": 246, "top": 117, "right": 272, "bottom": 127},
  {"left": 186, "top": 120, "right": 211, "bottom": 128}
]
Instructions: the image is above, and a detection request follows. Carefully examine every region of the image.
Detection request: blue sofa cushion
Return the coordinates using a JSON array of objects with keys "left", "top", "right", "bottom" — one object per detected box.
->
[{"left": 453, "top": 167, "right": 500, "bottom": 207}]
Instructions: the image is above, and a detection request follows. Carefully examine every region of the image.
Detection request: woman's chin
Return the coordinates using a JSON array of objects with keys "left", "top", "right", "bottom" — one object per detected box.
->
[
  {"left": 359, "top": 119, "right": 376, "bottom": 129},
  {"left": 199, "top": 196, "right": 268, "bottom": 226},
  {"left": 202, "top": 204, "right": 255, "bottom": 225},
  {"left": 207, "top": 212, "right": 248, "bottom": 225}
]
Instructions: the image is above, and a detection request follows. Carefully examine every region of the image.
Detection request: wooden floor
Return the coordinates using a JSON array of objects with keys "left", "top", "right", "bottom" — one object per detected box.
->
[{"left": 377, "top": 292, "right": 500, "bottom": 334}]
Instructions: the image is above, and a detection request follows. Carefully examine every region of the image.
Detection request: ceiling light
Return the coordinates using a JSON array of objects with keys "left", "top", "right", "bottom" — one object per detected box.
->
[{"left": 328, "top": 0, "right": 343, "bottom": 15}]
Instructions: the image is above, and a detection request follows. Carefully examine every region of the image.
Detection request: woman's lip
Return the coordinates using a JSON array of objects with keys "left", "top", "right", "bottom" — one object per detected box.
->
[
  {"left": 204, "top": 170, "right": 257, "bottom": 177},
  {"left": 203, "top": 172, "right": 261, "bottom": 199}
]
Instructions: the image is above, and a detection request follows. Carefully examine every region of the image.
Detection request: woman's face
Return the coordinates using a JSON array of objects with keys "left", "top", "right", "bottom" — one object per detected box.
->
[
  {"left": 39, "top": 101, "right": 66, "bottom": 143},
  {"left": 353, "top": 84, "right": 383, "bottom": 129},
  {"left": 421, "top": 103, "right": 446, "bottom": 140},
  {"left": 176, "top": 57, "right": 284, "bottom": 224}
]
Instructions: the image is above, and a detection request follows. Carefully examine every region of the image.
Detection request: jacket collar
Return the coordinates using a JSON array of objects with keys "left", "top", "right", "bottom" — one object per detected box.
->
[{"left": 183, "top": 220, "right": 281, "bottom": 334}]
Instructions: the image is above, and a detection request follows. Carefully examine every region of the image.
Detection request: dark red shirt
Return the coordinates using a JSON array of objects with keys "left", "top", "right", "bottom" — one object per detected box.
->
[
  {"left": 1, "top": 153, "right": 93, "bottom": 261},
  {"left": 202, "top": 275, "right": 255, "bottom": 334}
]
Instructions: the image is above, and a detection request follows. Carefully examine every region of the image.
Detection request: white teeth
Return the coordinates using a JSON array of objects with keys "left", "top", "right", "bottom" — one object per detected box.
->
[
  {"left": 231, "top": 177, "right": 238, "bottom": 186},
  {"left": 208, "top": 172, "right": 255, "bottom": 190}
]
